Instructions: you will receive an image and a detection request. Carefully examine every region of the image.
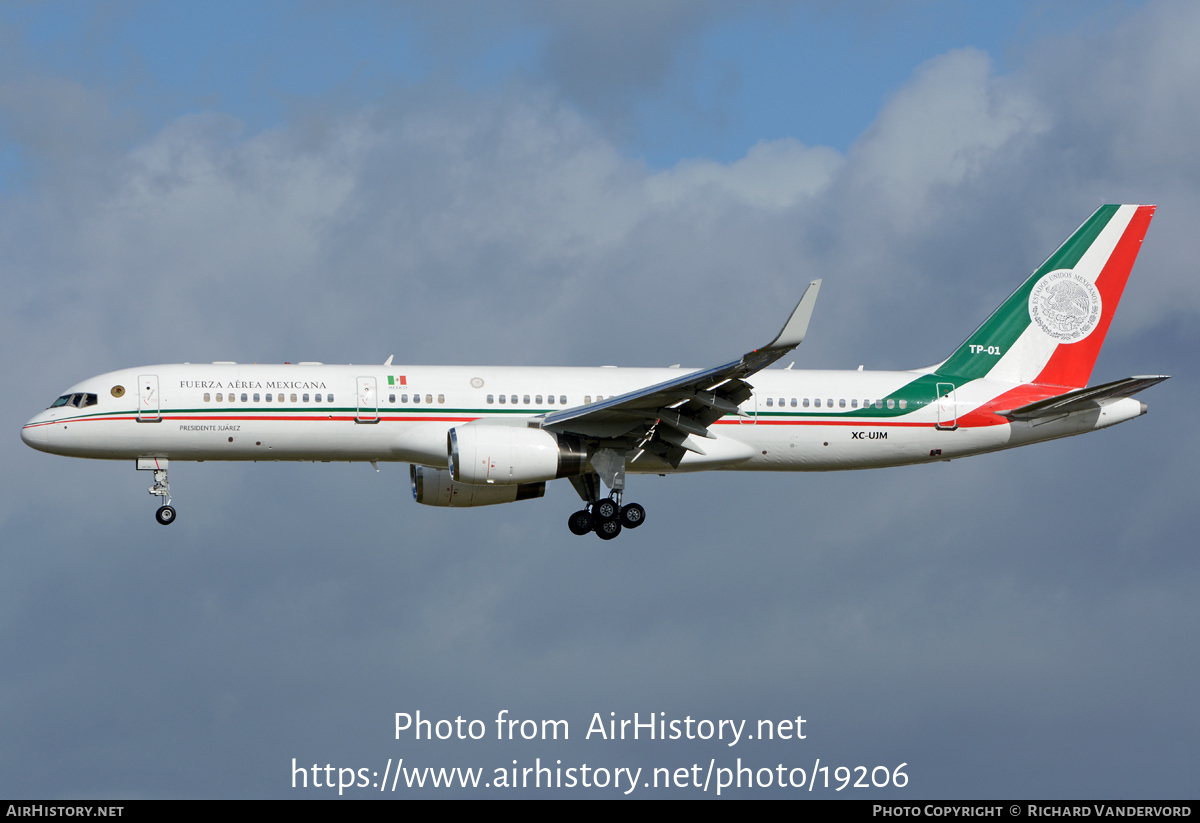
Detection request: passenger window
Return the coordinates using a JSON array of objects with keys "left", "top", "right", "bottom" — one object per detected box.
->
[
  {"left": 803, "top": 398, "right": 810, "bottom": 408},
  {"left": 437, "top": 394, "right": 444, "bottom": 404},
  {"left": 204, "top": 393, "right": 211, "bottom": 402},
  {"left": 851, "top": 399, "right": 858, "bottom": 408},
  {"left": 254, "top": 393, "right": 261, "bottom": 402},
  {"left": 327, "top": 394, "right": 333, "bottom": 403},
  {"left": 499, "top": 395, "right": 506, "bottom": 404},
  {"left": 389, "top": 394, "right": 395, "bottom": 404},
  {"left": 523, "top": 395, "right": 530, "bottom": 405},
  {"left": 266, "top": 393, "right": 273, "bottom": 402},
  {"left": 584, "top": 396, "right": 591, "bottom": 404},
  {"left": 215, "top": 393, "right": 223, "bottom": 402},
  {"left": 303, "top": 394, "right": 309, "bottom": 402},
  {"left": 559, "top": 395, "right": 566, "bottom": 405},
  {"left": 401, "top": 394, "right": 407, "bottom": 403},
  {"left": 413, "top": 394, "right": 421, "bottom": 404},
  {"left": 510, "top": 395, "right": 517, "bottom": 404},
  {"left": 765, "top": 398, "right": 773, "bottom": 407},
  {"left": 887, "top": 399, "right": 895, "bottom": 409},
  {"left": 535, "top": 395, "right": 542, "bottom": 405},
  {"left": 315, "top": 393, "right": 322, "bottom": 403},
  {"left": 790, "top": 398, "right": 797, "bottom": 407},
  {"left": 425, "top": 394, "right": 433, "bottom": 404},
  {"left": 487, "top": 395, "right": 494, "bottom": 404},
  {"left": 291, "top": 394, "right": 298, "bottom": 403},
  {"left": 839, "top": 399, "right": 846, "bottom": 408},
  {"left": 814, "top": 398, "right": 821, "bottom": 408},
  {"left": 899, "top": 399, "right": 907, "bottom": 410}
]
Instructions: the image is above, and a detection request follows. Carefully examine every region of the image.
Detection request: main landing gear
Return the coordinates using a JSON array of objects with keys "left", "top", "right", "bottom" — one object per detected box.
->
[
  {"left": 567, "top": 493, "right": 646, "bottom": 540},
  {"left": 566, "top": 460, "right": 645, "bottom": 540},
  {"left": 137, "top": 458, "right": 177, "bottom": 526}
]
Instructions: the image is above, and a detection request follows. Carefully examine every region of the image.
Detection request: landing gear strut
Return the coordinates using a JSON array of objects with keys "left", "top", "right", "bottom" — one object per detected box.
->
[{"left": 137, "top": 458, "right": 177, "bottom": 526}]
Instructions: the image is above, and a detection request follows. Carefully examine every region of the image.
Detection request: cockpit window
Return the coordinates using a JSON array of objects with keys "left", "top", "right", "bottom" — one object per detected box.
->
[{"left": 48, "top": 393, "right": 98, "bottom": 410}]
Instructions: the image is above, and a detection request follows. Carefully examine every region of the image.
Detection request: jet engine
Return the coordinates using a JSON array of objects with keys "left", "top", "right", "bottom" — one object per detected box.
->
[
  {"left": 411, "top": 465, "right": 545, "bottom": 507},
  {"left": 448, "top": 423, "right": 587, "bottom": 485}
]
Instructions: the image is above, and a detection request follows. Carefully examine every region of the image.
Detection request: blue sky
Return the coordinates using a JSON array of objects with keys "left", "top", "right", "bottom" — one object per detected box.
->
[
  {"left": 2, "top": 0, "right": 1196, "bottom": 800},
  {"left": 1, "top": 0, "right": 1139, "bottom": 183}
]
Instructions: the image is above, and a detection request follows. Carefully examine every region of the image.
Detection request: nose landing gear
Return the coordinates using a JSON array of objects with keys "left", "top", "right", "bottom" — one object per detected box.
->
[{"left": 137, "top": 458, "right": 177, "bottom": 526}]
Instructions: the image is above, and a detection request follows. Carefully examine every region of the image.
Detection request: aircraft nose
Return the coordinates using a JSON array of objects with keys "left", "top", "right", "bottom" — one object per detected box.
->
[{"left": 21, "top": 418, "right": 47, "bottom": 451}]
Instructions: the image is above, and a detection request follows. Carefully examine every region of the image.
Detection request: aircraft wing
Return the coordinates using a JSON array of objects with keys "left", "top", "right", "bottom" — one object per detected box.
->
[
  {"left": 997, "top": 375, "right": 1170, "bottom": 422},
  {"left": 542, "top": 280, "right": 821, "bottom": 464}
]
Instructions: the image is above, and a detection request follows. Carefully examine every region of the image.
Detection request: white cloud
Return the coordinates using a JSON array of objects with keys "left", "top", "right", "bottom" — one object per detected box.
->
[
  {"left": 648, "top": 138, "right": 841, "bottom": 209},
  {"left": 844, "top": 48, "right": 1047, "bottom": 221}
]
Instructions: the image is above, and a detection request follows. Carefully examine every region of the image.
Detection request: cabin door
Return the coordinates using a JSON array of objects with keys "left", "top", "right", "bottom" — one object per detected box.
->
[
  {"left": 356, "top": 376, "right": 379, "bottom": 423},
  {"left": 739, "top": 392, "right": 757, "bottom": 424},
  {"left": 137, "top": 374, "right": 161, "bottom": 422},
  {"left": 935, "top": 383, "right": 958, "bottom": 431}
]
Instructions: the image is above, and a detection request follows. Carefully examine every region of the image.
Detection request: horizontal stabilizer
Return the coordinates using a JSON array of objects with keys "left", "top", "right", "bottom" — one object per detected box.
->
[{"left": 997, "top": 375, "right": 1169, "bottom": 421}]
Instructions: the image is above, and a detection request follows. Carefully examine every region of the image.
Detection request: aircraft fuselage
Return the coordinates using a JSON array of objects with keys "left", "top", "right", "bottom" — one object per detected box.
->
[{"left": 21, "top": 362, "right": 1145, "bottom": 472}]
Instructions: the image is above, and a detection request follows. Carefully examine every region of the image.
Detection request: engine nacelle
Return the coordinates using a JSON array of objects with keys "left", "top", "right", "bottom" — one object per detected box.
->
[
  {"left": 448, "top": 423, "right": 587, "bottom": 485},
  {"left": 411, "top": 465, "right": 545, "bottom": 507}
]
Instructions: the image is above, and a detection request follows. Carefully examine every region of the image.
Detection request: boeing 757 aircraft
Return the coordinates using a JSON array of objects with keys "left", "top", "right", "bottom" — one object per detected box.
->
[{"left": 22, "top": 205, "right": 1166, "bottom": 539}]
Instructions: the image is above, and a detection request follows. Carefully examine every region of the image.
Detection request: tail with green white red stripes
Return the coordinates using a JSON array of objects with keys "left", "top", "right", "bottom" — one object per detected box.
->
[{"left": 935, "top": 205, "right": 1155, "bottom": 389}]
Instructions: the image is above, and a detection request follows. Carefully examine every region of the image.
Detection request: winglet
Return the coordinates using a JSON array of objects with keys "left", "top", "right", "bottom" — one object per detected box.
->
[{"left": 763, "top": 279, "right": 821, "bottom": 351}]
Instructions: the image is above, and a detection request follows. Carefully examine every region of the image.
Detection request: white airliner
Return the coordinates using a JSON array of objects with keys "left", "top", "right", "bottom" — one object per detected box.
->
[{"left": 23, "top": 205, "right": 1167, "bottom": 539}]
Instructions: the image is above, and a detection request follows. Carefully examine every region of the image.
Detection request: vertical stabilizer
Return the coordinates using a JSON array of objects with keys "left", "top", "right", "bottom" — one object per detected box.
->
[{"left": 936, "top": 205, "right": 1155, "bottom": 388}]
